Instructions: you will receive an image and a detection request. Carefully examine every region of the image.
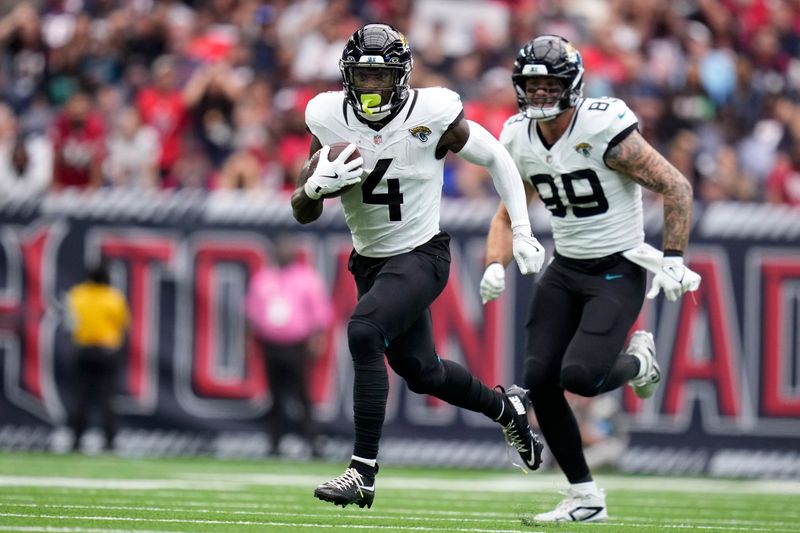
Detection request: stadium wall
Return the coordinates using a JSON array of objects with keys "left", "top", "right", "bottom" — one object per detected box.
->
[{"left": 0, "top": 190, "right": 798, "bottom": 478}]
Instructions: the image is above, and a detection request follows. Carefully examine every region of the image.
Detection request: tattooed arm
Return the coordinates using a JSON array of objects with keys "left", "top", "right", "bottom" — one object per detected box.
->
[{"left": 604, "top": 129, "right": 693, "bottom": 252}]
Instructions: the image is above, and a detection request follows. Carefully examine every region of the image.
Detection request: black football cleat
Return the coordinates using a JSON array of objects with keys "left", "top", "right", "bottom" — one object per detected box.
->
[
  {"left": 314, "top": 465, "right": 377, "bottom": 509},
  {"left": 498, "top": 385, "right": 544, "bottom": 471}
]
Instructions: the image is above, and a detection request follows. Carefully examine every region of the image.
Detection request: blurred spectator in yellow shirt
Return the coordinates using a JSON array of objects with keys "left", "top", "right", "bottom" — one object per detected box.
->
[{"left": 66, "top": 261, "right": 130, "bottom": 452}]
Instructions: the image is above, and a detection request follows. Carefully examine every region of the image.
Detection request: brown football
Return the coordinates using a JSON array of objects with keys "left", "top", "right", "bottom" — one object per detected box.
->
[{"left": 306, "top": 142, "right": 362, "bottom": 198}]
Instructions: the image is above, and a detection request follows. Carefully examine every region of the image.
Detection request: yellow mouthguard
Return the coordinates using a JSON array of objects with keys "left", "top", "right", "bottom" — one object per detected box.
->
[{"left": 360, "top": 94, "right": 381, "bottom": 115}]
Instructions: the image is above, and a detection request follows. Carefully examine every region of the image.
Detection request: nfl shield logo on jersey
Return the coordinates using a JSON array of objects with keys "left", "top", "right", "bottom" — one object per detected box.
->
[{"left": 374, "top": 134, "right": 382, "bottom": 144}]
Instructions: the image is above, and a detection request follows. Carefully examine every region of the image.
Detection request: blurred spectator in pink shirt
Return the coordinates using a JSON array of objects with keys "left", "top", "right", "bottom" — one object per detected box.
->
[{"left": 245, "top": 237, "right": 333, "bottom": 457}]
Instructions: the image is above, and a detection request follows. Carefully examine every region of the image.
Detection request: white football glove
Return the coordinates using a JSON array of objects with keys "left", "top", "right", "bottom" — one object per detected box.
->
[
  {"left": 511, "top": 224, "right": 545, "bottom": 275},
  {"left": 480, "top": 262, "right": 505, "bottom": 304},
  {"left": 646, "top": 255, "right": 702, "bottom": 302},
  {"left": 303, "top": 144, "right": 364, "bottom": 200}
]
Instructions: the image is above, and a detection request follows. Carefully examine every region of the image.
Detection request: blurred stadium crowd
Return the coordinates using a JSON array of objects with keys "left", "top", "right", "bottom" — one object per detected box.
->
[{"left": 0, "top": 0, "right": 799, "bottom": 204}]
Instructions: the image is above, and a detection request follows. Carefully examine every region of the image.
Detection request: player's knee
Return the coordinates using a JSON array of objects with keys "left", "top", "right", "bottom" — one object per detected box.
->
[
  {"left": 560, "top": 364, "right": 604, "bottom": 397},
  {"left": 389, "top": 357, "right": 417, "bottom": 381},
  {"left": 347, "top": 319, "right": 386, "bottom": 362},
  {"left": 404, "top": 362, "right": 446, "bottom": 394}
]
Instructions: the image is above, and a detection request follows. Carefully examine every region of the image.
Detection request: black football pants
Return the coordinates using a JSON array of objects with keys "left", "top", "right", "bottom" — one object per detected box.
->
[
  {"left": 524, "top": 252, "right": 646, "bottom": 483},
  {"left": 347, "top": 232, "right": 504, "bottom": 460}
]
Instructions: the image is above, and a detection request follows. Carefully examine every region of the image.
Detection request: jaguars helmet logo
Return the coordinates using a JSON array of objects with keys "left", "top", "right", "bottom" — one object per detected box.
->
[
  {"left": 564, "top": 42, "right": 580, "bottom": 64},
  {"left": 574, "top": 142, "right": 592, "bottom": 157},
  {"left": 409, "top": 125, "right": 432, "bottom": 142}
]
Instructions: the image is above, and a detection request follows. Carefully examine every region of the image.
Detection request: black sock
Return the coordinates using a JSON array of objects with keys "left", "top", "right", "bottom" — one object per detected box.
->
[
  {"left": 349, "top": 459, "right": 377, "bottom": 480},
  {"left": 351, "top": 363, "right": 388, "bottom": 459}
]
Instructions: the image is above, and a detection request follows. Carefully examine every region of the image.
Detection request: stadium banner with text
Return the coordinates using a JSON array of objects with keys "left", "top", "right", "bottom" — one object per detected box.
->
[{"left": 0, "top": 191, "right": 798, "bottom": 477}]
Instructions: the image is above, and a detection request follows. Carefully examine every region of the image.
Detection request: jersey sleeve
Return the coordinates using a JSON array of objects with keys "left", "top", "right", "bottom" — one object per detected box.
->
[
  {"left": 304, "top": 92, "right": 341, "bottom": 142},
  {"left": 499, "top": 113, "right": 526, "bottom": 150},
  {"left": 423, "top": 87, "right": 464, "bottom": 134},
  {"left": 499, "top": 114, "right": 527, "bottom": 182},
  {"left": 583, "top": 98, "right": 639, "bottom": 149}
]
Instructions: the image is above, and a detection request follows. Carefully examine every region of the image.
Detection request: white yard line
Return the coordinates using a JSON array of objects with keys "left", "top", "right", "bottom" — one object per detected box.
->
[
  {"left": 0, "top": 476, "right": 241, "bottom": 490},
  {"left": 0, "top": 514, "right": 541, "bottom": 533},
  {"left": 11, "top": 490, "right": 792, "bottom": 517},
  {"left": 0, "top": 503, "right": 521, "bottom": 524},
  {"left": 0, "top": 528, "right": 191, "bottom": 533},
  {"left": 2, "top": 472, "right": 799, "bottom": 495},
  {"left": 4, "top": 502, "right": 800, "bottom": 527},
  {"left": 2, "top": 512, "right": 800, "bottom": 533}
]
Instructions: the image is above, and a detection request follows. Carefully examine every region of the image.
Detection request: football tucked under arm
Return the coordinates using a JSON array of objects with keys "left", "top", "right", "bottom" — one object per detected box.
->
[{"left": 302, "top": 143, "right": 363, "bottom": 199}]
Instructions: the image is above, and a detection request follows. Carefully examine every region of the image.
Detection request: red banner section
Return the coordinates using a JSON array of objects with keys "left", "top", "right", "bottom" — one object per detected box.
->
[
  {"left": 0, "top": 194, "right": 797, "bottom": 475},
  {"left": 760, "top": 257, "right": 800, "bottom": 418}
]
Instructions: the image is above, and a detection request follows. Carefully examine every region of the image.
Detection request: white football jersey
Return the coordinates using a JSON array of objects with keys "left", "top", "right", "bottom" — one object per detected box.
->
[
  {"left": 500, "top": 97, "right": 644, "bottom": 259},
  {"left": 305, "top": 87, "right": 463, "bottom": 258}
]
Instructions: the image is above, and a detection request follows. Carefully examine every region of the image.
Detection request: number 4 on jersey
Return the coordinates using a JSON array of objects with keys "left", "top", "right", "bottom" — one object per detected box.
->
[{"left": 362, "top": 158, "right": 404, "bottom": 221}]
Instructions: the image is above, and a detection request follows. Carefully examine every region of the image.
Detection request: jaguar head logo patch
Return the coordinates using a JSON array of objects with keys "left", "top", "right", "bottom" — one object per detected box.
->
[
  {"left": 574, "top": 142, "right": 592, "bottom": 157},
  {"left": 409, "top": 125, "right": 432, "bottom": 142}
]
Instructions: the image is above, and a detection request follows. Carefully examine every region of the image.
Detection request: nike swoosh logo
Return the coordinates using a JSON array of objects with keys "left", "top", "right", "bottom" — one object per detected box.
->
[
  {"left": 617, "top": 111, "right": 626, "bottom": 119},
  {"left": 605, "top": 274, "right": 623, "bottom": 280},
  {"left": 570, "top": 506, "right": 605, "bottom": 521}
]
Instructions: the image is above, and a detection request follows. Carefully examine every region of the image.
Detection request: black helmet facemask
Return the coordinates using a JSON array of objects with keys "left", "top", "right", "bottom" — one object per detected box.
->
[
  {"left": 340, "top": 24, "right": 413, "bottom": 121},
  {"left": 511, "top": 35, "right": 584, "bottom": 121}
]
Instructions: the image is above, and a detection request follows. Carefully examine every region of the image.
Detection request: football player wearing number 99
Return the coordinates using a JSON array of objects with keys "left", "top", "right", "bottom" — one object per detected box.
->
[
  {"left": 481, "top": 35, "right": 702, "bottom": 523},
  {"left": 291, "top": 23, "right": 547, "bottom": 509}
]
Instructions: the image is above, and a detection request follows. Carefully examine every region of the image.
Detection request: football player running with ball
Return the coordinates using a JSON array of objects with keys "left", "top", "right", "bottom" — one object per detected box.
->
[
  {"left": 291, "top": 23, "right": 546, "bottom": 509},
  {"left": 480, "top": 35, "right": 702, "bottom": 522}
]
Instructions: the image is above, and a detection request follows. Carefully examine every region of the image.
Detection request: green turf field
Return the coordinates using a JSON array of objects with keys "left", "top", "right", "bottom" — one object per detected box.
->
[{"left": 0, "top": 452, "right": 798, "bottom": 532}]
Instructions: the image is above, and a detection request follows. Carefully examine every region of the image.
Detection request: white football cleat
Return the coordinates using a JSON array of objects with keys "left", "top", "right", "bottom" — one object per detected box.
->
[
  {"left": 533, "top": 487, "right": 608, "bottom": 522},
  {"left": 627, "top": 330, "right": 660, "bottom": 399}
]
